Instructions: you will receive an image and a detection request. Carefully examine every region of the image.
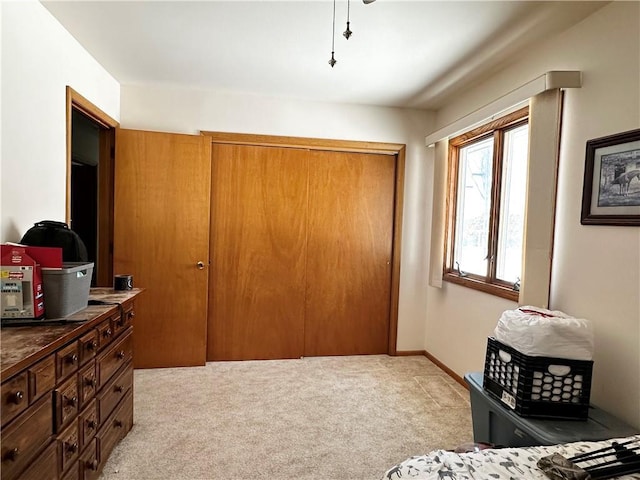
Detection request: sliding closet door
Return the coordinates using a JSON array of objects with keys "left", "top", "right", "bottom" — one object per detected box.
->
[
  {"left": 208, "top": 144, "right": 309, "bottom": 360},
  {"left": 114, "top": 129, "right": 211, "bottom": 368},
  {"left": 304, "top": 151, "right": 395, "bottom": 356}
]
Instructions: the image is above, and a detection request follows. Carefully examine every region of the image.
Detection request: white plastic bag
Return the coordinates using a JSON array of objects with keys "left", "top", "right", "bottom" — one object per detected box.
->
[{"left": 493, "top": 306, "right": 594, "bottom": 360}]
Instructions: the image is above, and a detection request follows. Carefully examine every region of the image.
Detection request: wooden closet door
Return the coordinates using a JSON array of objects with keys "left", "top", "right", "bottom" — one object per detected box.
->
[
  {"left": 114, "top": 129, "right": 211, "bottom": 368},
  {"left": 208, "top": 144, "right": 308, "bottom": 360},
  {"left": 304, "top": 151, "right": 395, "bottom": 356}
]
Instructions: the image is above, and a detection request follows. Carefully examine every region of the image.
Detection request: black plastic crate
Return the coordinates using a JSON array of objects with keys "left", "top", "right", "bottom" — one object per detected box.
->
[{"left": 483, "top": 336, "right": 593, "bottom": 420}]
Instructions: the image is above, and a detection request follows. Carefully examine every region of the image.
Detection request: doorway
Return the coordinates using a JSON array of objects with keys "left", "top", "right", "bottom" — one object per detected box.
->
[{"left": 66, "top": 87, "right": 119, "bottom": 286}]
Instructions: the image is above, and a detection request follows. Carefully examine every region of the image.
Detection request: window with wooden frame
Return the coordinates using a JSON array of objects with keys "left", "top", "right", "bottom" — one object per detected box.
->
[{"left": 444, "top": 106, "right": 529, "bottom": 300}]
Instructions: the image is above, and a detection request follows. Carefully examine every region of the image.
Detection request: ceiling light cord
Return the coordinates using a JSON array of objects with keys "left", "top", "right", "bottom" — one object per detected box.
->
[
  {"left": 329, "top": 0, "right": 375, "bottom": 67},
  {"left": 329, "top": 0, "right": 337, "bottom": 67},
  {"left": 344, "top": 0, "right": 352, "bottom": 40}
]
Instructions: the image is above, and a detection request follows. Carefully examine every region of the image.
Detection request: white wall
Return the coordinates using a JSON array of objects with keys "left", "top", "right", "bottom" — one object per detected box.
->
[
  {"left": 425, "top": 2, "right": 640, "bottom": 428},
  {"left": 0, "top": 1, "right": 120, "bottom": 242},
  {"left": 121, "top": 85, "right": 434, "bottom": 352}
]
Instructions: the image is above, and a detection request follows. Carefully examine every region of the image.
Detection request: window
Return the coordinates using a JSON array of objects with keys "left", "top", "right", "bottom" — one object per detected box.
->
[{"left": 444, "top": 107, "right": 529, "bottom": 300}]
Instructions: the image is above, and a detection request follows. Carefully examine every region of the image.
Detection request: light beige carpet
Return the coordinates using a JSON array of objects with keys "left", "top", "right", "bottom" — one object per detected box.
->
[{"left": 99, "top": 355, "right": 473, "bottom": 480}]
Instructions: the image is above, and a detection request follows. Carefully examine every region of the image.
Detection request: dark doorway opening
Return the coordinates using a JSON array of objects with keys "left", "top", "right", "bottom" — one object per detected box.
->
[
  {"left": 71, "top": 110, "right": 100, "bottom": 284},
  {"left": 66, "top": 87, "right": 118, "bottom": 287}
]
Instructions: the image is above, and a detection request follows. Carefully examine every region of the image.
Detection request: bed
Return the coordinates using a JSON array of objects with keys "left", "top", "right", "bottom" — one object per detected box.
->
[{"left": 383, "top": 436, "right": 640, "bottom": 480}]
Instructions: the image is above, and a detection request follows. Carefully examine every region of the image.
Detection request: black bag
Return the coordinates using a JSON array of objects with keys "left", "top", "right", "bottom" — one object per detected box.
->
[{"left": 20, "top": 221, "right": 88, "bottom": 262}]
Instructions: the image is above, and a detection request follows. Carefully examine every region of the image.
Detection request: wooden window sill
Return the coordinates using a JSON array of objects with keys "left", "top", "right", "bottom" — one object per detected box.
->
[{"left": 443, "top": 272, "right": 519, "bottom": 301}]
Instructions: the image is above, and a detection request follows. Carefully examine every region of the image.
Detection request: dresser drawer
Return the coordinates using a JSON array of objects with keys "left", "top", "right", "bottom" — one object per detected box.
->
[
  {"left": 96, "top": 317, "right": 116, "bottom": 351},
  {"left": 79, "top": 438, "right": 99, "bottom": 480},
  {"left": 78, "top": 362, "right": 97, "bottom": 410},
  {"left": 57, "top": 418, "right": 80, "bottom": 476},
  {"left": 60, "top": 463, "right": 79, "bottom": 480},
  {"left": 28, "top": 355, "right": 56, "bottom": 404},
  {"left": 54, "top": 375, "right": 79, "bottom": 433},
  {"left": 0, "top": 395, "right": 53, "bottom": 480},
  {"left": 79, "top": 399, "right": 98, "bottom": 451},
  {"left": 96, "top": 392, "right": 133, "bottom": 470},
  {"left": 1, "top": 373, "right": 28, "bottom": 427},
  {"left": 97, "top": 330, "right": 132, "bottom": 389},
  {"left": 97, "top": 364, "right": 133, "bottom": 426},
  {"left": 113, "top": 304, "right": 135, "bottom": 337},
  {"left": 56, "top": 341, "right": 80, "bottom": 382},
  {"left": 78, "top": 330, "right": 99, "bottom": 366},
  {"left": 16, "top": 441, "right": 57, "bottom": 480}
]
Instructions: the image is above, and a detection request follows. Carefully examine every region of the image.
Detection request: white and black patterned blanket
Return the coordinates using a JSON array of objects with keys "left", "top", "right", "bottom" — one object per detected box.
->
[{"left": 383, "top": 436, "right": 640, "bottom": 480}]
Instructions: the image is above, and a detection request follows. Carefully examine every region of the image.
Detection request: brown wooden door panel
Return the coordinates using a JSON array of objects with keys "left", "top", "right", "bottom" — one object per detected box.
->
[
  {"left": 208, "top": 144, "right": 308, "bottom": 360},
  {"left": 304, "top": 151, "right": 395, "bottom": 356},
  {"left": 114, "top": 129, "right": 211, "bottom": 368}
]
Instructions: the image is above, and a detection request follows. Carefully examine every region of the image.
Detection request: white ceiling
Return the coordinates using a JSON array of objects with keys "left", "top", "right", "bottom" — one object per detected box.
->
[{"left": 42, "top": 1, "right": 607, "bottom": 110}]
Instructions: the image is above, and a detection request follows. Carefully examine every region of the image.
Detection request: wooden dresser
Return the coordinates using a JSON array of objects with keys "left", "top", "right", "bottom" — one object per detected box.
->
[{"left": 0, "top": 288, "right": 142, "bottom": 480}]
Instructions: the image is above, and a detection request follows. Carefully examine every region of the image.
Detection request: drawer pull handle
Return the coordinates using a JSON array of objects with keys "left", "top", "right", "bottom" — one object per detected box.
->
[
  {"left": 117, "top": 351, "right": 126, "bottom": 360},
  {"left": 114, "top": 385, "right": 124, "bottom": 393},
  {"left": 64, "top": 395, "right": 78, "bottom": 407},
  {"left": 87, "top": 419, "right": 97, "bottom": 430},
  {"left": 114, "top": 419, "right": 123, "bottom": 428},
  {"left": 104, "top": 328, "right": 112, "bottom": 338},
  {"left": 10, "top": 390, "right": 24, "bottom": 404},
  {"left": 85, "top": 377, "right": 97, "bottom": 387},
  {"left": 128, "top": 311, "right": 135, "bottom": 319},
  {"left": 4, "top": 448, "right": 19, "bottom": 461},
  {"left": 87, "top": 340, "right": 98, "bottom": 350},
  {"left": 87, "top": 459, "right": 99, "bottom": 471},
  {"left": 65, "top": 442, "right": 78, "bottom": 454},
  {"left": 67, "top": 354, "right": 78, "bottom": 365}
]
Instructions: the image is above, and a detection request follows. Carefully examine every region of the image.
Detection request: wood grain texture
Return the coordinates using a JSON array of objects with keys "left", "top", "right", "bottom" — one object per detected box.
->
[
  {"left": 96, "top": 128, "right": 115, "bottom": 287},
  {"left": 114, "top": 129, "right": 211, "bottom": 368},
  {"left": 208, "top": 144, "right": 308, "bottom": 360},
  {"left": 201, "top": 131, "right": 404, "bottom": 155},
  {"left": 304, "top": 151, "right": 395, "bottom": 356},
  {"left": 387, "top": 146, "right": 405, "bottom": 355}
]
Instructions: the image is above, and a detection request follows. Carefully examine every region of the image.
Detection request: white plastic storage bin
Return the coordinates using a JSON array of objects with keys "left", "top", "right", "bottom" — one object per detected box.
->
[{"left": 41, "top": 262, "right": 93, "bottom": 318}]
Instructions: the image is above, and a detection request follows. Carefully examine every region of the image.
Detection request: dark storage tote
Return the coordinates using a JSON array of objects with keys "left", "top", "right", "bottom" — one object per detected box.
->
[
  {"left": 465, "top": 372, "right": 638, "bottom": 447},
  {"left": 484, "top": 336, "right": 593, "bottom": 419}
]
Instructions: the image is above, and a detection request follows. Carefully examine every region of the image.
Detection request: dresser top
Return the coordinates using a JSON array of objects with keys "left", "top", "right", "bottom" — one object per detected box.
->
[{"left": 1, "top": 288, "right": 142, "bottom": 381}]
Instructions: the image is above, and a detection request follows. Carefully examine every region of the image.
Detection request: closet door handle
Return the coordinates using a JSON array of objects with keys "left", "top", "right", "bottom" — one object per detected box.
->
[{"left": 196, "top": 261, "right": 205, "bottom": 270}]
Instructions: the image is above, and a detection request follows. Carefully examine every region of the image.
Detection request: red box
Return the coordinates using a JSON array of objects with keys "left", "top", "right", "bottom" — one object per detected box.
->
[
  {"left": 23, "top": 245, "right": 63, "bottom": 269},
  {"left": 1, "top": 244, "right": 62, "bottom": 319}
]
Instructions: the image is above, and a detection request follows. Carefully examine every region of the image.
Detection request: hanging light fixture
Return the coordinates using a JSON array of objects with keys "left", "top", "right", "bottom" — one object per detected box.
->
[
  {"left": 328, "top": 0, "right": 375, "bottom": 67},
  {"left": 329, "top": 0, "right": 337, "bottom": 67},
  {"left": 343, "top": 0, "right": 353, "bottom": 40}
]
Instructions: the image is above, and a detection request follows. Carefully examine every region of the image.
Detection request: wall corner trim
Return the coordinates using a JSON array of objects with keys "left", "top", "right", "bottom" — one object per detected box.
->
[
  {"left": 425, "top": 70, "right": 582, "bottom": 147},
  {"left": 423, "top": 351, "right": 469, "bottom": 390}
]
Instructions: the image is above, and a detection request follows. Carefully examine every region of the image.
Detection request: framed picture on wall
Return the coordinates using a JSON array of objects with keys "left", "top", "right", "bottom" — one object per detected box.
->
[{"left": 581, "top": 128, "right": 640, "bottom": 226}]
